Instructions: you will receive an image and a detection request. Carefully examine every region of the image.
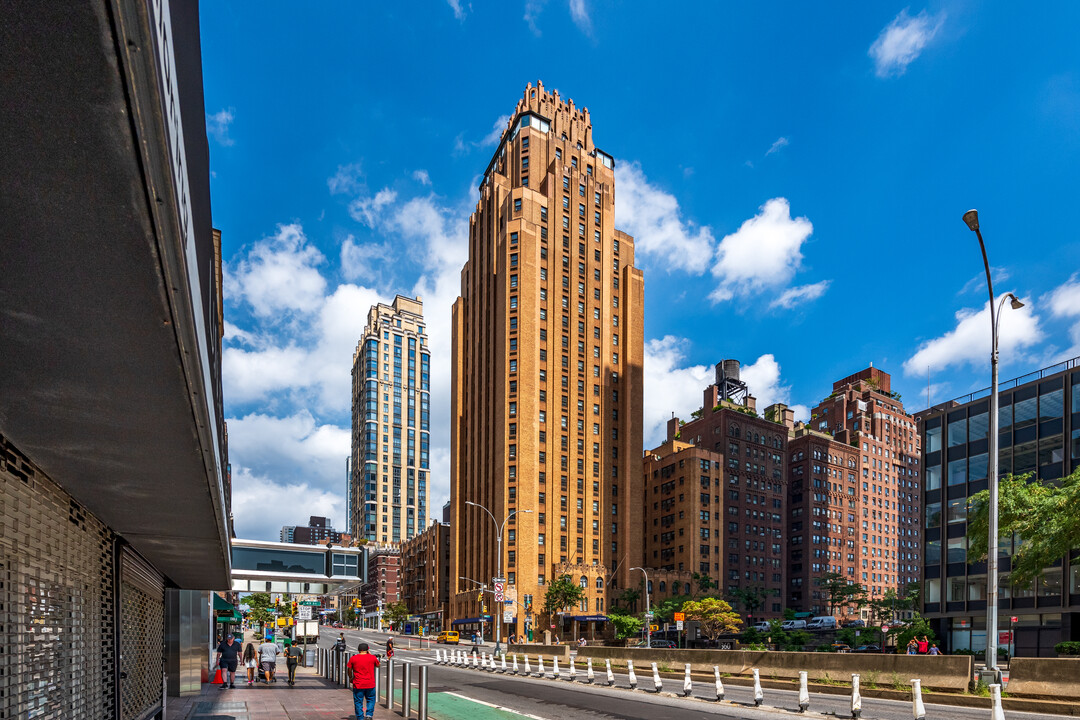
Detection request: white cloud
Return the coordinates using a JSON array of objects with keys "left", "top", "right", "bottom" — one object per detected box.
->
[
  {"left": 643, "top": 336, "right": 712, "bottom": 447},
  {"left": 227, "top": 410, "right": 350, "bottom": 488},
  {"left": 413, "top": 169, "right": 432, "bottom": 186},
  {"left": 1046, "top": 275, "right": 1080, "bottom": 357},
  {"left": 340, "top": 237, "right": 394, "bottom": 282},
  {"left": 225, "top": 223, "right": 327, "bottom": 317},
  {"left": 741, "top": 354, "right": 808, "bottom": 422},
  {"left": 328, "top": 163, "right": 364, "bottom": 195},
  {"left": 447, "top": 0, "right": 466, "bottom": 20},
  {"left": 206, "top": 108, "right": 235, "bottom": 146},
  {"left": 869, "top": 9, "right": 945, "bottom": 78},
  {"left": 524, "top": 0, "right": 546, "bottom": 35},
  {"left": 769, "top": 280, "right": 831, "bottom": 309},
  {"left": 957, "top": 267, "right": 1010, "bottom": 296},
  {"left": 614, "top": 161, "right": 715, "bottom": 273},
  {"left": 348, "top": 188, "right": 398, "bottom": 226},
  {"left": 223, "top": 344, "right": 311, "bottom": 404},
  {"left": 766, "top": 137, "right": 789, "bottom": 155},
  {"left": 710, "top": 198, "right": 815, "bottom": 303},
  {"left": 903, "top": 293, "right": 1044, "bottom": 376},
  {"left": 568, "top": 0, "right": 592, "bottom": 34},
  {"left": 453, "top": 114, "right": 511, "bottom": 155},
  {"left": 230, "top": 467, "right": 344, "bottom": 540}
]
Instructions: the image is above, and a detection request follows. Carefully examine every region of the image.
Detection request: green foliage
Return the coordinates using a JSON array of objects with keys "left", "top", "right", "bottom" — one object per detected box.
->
[
  {"left": 612, "top": 586, "right": 641, "bottom": 612},
  {"left": 725, "top": 586, "right": 775, "bottom": 617},
  {"left": 542, "top": 574, "right": 586, "bottom": 620},
  {"left": 782, "top": 630, "right": 811, "bottom": 651},
  {"left": 836, "top": 628, "right": 859, "bottom": 647},
  {"left": 743, "top": 643, "right": 768, "bottom": 651},
  {"left": 384, "top": 601, "right": 410, "bottom": 626},
  {"left": 1055, "top": 641, "right": 1080, "bottom": 655},
  {"left": 893, "top": 613, "right": 937, "bottom": 650},
  {"left": 819, "top": 572, "right": 866, "bottom": 616},
  {"left": 817, "top": 644, "right": 837, "bottom": 652},
  {"left": 680, "top": 597, "right": 743, "bottom": 640},
  {"left": 782, "top": 608, "right": 796, "bottom": 620},
  {"left": 967, "top": 468, "right": 1080, "bottom": 588},
  {"left": 740, "top": 626, "right": 764, "bottom": 645},
  {"left": 864, "top": 671, "right": 880, "bottom": 689},
  {"left": 244, "top": 592, "right": 275, "bottom": 626},
  {"left": 690, "top": 409, "right": 703, "bottom": 419},
  {"left": 610, "top": 613, "right": 643, "bottom": 640},
  {"left": 890, "top": 672, "right": 905, "bottom": 691},
  {"left": 690, "top": 572, "right": 718, "bottom": 598},
  {"left": 651, "top": 595, "right": 691, "bottom": 624}
]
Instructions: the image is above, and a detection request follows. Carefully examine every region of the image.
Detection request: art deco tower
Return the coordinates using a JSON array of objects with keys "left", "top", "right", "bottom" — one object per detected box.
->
[
  {"left": 450, "top": 82, "right": 644, "bottom": 640},
  {"left": 350, "top": 295, "right": 431, "bottom": 543}
]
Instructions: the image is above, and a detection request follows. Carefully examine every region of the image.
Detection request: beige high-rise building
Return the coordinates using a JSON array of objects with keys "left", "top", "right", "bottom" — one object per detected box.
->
[
  {"left": 450, "top": 81, "right": 644, "bottom": 642},
  {"left": 350, "top": 295, "right": 431, "bottom": 543}
]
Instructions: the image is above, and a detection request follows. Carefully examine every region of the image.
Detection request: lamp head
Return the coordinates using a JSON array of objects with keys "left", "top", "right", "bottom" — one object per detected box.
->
[
  {"left": 465, "top": 501, "right": 477, "bottom": 507},
  {"left": 962, "top": 209, "right": 980, "bottom": 232},
  {"left": 1008, "top": 294, "right": 1025, "bottom": 310}
]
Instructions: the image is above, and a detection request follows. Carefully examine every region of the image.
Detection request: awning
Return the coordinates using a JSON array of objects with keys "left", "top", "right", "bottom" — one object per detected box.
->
[
  {"left": 570, "top": 615, "right": 608, "bottom": 622},
  {"left": 213, "top": 594, "right": 235, "bottom": 612},
  {"left": 452, "top": 616, "right": 493, "bottom": 626},
  {"left": 216, "top": 612, "right": 241, "bottom": 624}
]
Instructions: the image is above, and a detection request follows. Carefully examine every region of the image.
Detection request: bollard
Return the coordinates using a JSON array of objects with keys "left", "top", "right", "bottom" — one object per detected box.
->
[
  {"left": 752, "top": 668, "right": 763, "bottom": 706},
  {"left": 569, "top": 657, "right": 577, "bottom": 681},
  {"left": 434, "top": 649, "right": 441, "bottom": 664},
  {"left": 500, "top": 654, "right": 507, "bottom": 673},
  {"left": 480, "top": 652, "right": 487, "bottom": 669},
  {"left": 403, "top": 662, "right": 413, "bottom": 718},
  {"left": 512, "top": 654, "right": 519, "bottom": 675},
  {"left": 990, "top": 684, "right": 1005, "bottom": 720},
  {"left": 472, "top": 652, "right": 478, "bottom": 669},
  {"left": 683, "top": 663, "right": 692, "bottom": 697},
  {"left": 553, "top": 656, "right": 561, "bottom": 679},
  {"left": 851, "top": 673, "right": 862, "bottom": 719},
  {"left": 586, "top": 658, "right": 594, "bottom": 684},
  {"left": 798, "top": 671, "right": 809, "bottom": 713},
  {"left": 714, "top": 666, "right": 725, "bottom": 701},
  {"left": 651, "top": 662, "right": 662, "bottom": 693},
  {"left": 418, "top": 665, "right": 429, "bottom": 720},
  {"left": 911, "top": 679, "right": 926, "bottom": 720},
  {"left": 628, "top": 659, "right": 637, "bottom": 690},
  {"left": 537, "top": 655, "right": 545, "bottom": 678},
  {"left": 524, "top": 655, "right": 531, "bottom": 676},
  {"left": 383, "top": 659, "right": 394, "bottom": 708},
  {"left": 606, "top": 659, "right": 614, "bottom": 686}
]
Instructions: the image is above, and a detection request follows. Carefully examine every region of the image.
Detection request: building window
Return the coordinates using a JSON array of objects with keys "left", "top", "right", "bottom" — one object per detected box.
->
[{"left": 514, "top": 198, "right": 522, "bottom": 213}]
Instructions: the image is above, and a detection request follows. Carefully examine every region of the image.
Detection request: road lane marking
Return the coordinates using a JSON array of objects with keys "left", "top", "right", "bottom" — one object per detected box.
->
[{"left": 442, "top": 691, "right": 551, "bottom": 720}]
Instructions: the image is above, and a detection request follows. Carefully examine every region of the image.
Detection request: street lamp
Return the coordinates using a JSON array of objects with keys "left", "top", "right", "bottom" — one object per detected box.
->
[
  {"left": 963, "top": 208, "right": 1026, "bottom": 683},
  {"left": 465, "top": 500, "right": 532, "bottom": 654},
  {"left": 630, "top": 567, "right": 652, "bottom": 649}
]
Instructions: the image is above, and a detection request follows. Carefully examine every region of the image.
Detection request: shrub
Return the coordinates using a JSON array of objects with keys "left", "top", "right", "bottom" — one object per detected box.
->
[
  {"left": 1055, "top": 641, "right": 1080, "bottom": 655},
  {"left": 816, "top": 644, "right": 837, "bottom": 652},
  {"left": 951, "top": 648, "right": 977, "bottom": 656}
]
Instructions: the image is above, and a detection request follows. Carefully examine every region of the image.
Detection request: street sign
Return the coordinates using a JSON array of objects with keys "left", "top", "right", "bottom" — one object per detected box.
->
[
  {"left": 676, "top": 620, "right": 684, "bottom": 631},
  {"left": 1010, "top": 616, "right": 1018, "bottom": 623},
  {"left": 882, "top": 625, "right": 890, "bottom": 632},
  {"left": 298, "top": 605, "right": 313, "bottom": 620},
  {"left": 644, "top": 612, "right": 654, "bottom": 619},
  {"left": 494, "top": 581, "right": 505, "bottom": 602},
  {"left": 673, "top": 612, "right": 685, "bottom": 622},
  {"left": 503, "top": 611, "right": 513, "bottom": 623},
  {"left": 300, "top": 600, "right": 320, "bottom": 606},
  {"left": 504, "top": 600, "right": 513, "bottom": 606},
  {"left": 649, "top": 625, "right": 658, "bottom": 632}
]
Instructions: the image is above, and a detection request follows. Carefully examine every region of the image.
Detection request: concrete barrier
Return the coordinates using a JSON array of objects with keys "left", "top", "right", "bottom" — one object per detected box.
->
[
  {"left": 574, "top": 647, "right": 973, "bottom": 692},
  {"left": 507, "top": 643, "right": 569, "bottom": 658},
  {"left": 1005, "top": 658, "right": 1080, "bottom": 699}
]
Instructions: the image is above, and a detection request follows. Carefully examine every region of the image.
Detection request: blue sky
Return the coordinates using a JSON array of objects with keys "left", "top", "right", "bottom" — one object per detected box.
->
[{"left": 200, "top": 2, "right": 1080, "bottom": 540}]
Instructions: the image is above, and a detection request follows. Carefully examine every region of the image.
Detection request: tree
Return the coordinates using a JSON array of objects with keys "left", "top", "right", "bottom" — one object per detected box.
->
[
  {"left": 967, "top": 468, "right": 1080, "bottom": 588},
  {"left": 542, "top": 574, "right": 586, "bottom": 621},
  {"left": 651, "top": 595, "right": 691, "bottom": 624},
  {"left": 244, "top": 592, "right": 275, "bottom": 627},
  {"left": 384, "top": 601, "right": 410, "bottom": 627},
  {"left": 691, "top": 572, "right": 719, "bottom": 599},
  {"left": 680, "top": 597, "right": 743, "bottom": 641},
  {"left": 725, "top": 586, "right": 776, "bottom": 620},
  {"left": 819, "top": 572, "right": 865, "bottom": 616},
  {"left": 893, "top": 612, "right": 936, "bottom": 651},
  {"left": 613, "top": 587, "right": 641, "bottom": 612},
  {"left": 610, "top": 613, "right": 644, "bottom": 640}
]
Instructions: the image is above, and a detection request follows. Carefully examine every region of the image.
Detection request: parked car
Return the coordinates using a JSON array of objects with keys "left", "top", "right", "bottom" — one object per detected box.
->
[
  {"left": 841, "top": 619, "right": 866, "bottom": 628},
  {"left": 435, "top": 631, "right": 460, "bottom": 644},
  {"left": 751, "top": 621, "right": 771, "bottom": 632},
  {"left": 781, "top": 620, "right": 807, "bottom": 630},
  {"left": 830, "top": 643, "right": 852, "bottom": 653},
  {"left": 807, "top": 616, "right": 838, "bottom": 630},
  {"left": 853, "top": 644, "right": 881, "bottom": 653},
  {"left": 634, "top": 639, "right": 677, "bottom": 648}
]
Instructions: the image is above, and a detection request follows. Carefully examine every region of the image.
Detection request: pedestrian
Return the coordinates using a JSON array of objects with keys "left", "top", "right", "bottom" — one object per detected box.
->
[
  {"left": 916, "top": 635, "right": 929, "bottom": 654},
  {"left": 347, "top": 642, "right": 381, "bottom": 720},
  {"left": 508, "top": 633, "right": 517, "bottom": 645},
  {"left": 578, "top": 637, "right": 587, "bottom": 647},
  {"left": 284, "top": 639, "right": 303, "bottom": 685},
  {"left": 243, "top": 642, "right": 258, "bottom": 685},
  {"left": 386, "top": 637, "right": 395, "bottom": 659},
  {"left": 928, "top": 644, "right": 941, "bottom": 655},
  {"left": 334, "top": 633, "right": 347, "bottom": 653},
  {"left": 214, "top": 633, "right": 240, "bottom": 689},
  {"left": 906, "top": 639, "right": 918, "bottom": 655},
  {"left": 258, "top": 635, "right": 280, "bottom": 684}
]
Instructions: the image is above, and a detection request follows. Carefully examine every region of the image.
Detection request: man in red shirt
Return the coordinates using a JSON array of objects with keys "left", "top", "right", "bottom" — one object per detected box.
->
[{"left": 346, "top": 642, "right": 381, "bottom": 720}]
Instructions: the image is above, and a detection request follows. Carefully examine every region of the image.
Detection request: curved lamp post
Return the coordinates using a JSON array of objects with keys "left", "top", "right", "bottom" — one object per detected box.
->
[
  {"left": 466, "top": 500, "right": 531, "bottom": 654},
  {"left": 630, "top": 567, "right": 651, "bottom": 649},
  {"left": 963, "top": 209, "right": 1025, "bottom": 682}
]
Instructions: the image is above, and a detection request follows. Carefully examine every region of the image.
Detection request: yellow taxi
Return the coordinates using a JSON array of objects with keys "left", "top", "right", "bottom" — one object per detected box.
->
[{"left": 435, "top": 630, "right": 459, "bottom": 644}]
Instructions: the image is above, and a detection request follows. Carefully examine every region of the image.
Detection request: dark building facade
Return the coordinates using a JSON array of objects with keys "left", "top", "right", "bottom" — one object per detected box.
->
[
  {"left": 401, "top": 520, "right": 451, "bottom": 631},
  {"left": 288, "top": 516, "right": 344, "bottom": 545},
  {"left": 917, "top": 356, "right": 1080, "bottom": 656}
]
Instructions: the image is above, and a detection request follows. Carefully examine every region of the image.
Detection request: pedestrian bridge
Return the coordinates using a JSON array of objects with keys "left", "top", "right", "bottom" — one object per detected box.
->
[{"left": 229, "top": 538, "right": 364, "bottom": 595}]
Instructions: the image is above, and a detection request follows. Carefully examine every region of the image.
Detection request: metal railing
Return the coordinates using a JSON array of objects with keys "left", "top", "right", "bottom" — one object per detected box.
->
[
  {"left": 924, "top": 354, "right": 1079, "bottom": 412},
  {"left": 320, "top": 648, "right": 428, "bottom": 719}
]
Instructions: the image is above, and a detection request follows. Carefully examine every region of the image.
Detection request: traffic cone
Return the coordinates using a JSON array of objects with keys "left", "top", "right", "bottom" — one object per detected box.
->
[{"left": 211, "top": 666, "right": 224, "bottom": 684}]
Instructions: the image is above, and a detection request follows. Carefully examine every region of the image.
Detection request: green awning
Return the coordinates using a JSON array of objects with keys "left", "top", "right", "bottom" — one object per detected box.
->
[
  {"left": 213, "top": 594, "right": 234, "bottom": 611},
  {"left": 216, "top": 612, "right": 242, "bottom": 623}
]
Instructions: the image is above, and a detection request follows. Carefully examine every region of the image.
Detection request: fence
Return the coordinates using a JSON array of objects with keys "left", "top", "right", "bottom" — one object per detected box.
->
[{"left": 318, "top": 648, "right": 429, "bottom": 719}]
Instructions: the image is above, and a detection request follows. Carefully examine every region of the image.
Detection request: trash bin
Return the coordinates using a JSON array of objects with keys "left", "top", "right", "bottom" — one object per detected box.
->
[{"left": 305, "top": 649, "right": 316, "bottom": 667}]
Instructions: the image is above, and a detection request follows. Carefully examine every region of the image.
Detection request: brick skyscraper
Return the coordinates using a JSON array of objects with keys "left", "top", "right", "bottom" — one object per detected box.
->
[{"left": 450, "top": 81, "right": 644, "bottom": 642}]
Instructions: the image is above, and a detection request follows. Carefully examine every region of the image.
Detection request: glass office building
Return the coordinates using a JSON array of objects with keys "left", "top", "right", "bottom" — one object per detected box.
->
[{"left": 917, "top": 356, "right": 1080, "bottom": 656}]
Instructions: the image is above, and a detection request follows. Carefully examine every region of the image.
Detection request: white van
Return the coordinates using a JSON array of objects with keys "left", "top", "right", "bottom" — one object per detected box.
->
[
  {"left": 751, "top": 621, "right": 771, "bottom": 632},
  {"left": 807, "top": 616, "right": 837, "bottom": 630},
  {"left": 781, "top": 619, "right": 807, "bottom": 630}
]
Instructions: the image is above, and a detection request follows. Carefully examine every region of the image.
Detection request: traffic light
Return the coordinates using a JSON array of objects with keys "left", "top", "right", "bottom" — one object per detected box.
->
[
  {"left": 477, "top": 592, "right": 483, "bottom": 602},
  {"left": 291, "top": 601, "right": 297, "bottom": 615}
]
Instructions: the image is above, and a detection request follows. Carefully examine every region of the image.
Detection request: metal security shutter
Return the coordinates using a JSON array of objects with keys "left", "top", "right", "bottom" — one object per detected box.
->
[
  {"left": 0, "top": 435, "right": 116, "bottom": 720},
  {"left": 119, "top": 548, "right": 164, "bottom": 720}
]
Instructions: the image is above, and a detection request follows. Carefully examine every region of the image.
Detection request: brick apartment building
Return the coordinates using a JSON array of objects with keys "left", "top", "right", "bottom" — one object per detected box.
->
[
  {"left": 401, "top": 520, "right": 450, "bottom": 632},
  {"left": 281, "top": 515, "right": 346, "bottom": 545},
  {"left": 361, "top": 544, "right": 401, "bottom": 627}
]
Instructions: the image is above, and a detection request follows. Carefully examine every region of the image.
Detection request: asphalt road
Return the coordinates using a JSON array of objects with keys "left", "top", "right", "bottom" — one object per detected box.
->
[{"left": 314, "top": 627, "right": 1055, "bottom": 720}]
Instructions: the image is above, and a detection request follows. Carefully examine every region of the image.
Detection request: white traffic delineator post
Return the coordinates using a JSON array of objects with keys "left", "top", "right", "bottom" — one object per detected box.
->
[
  {"left": 683, "top": 663, "right": 693, "bottom": 697},
  {"left": 851, "top": 673, "right": 862, "bottom": 719},
  {"left": 512, "top": 654, "right": 519, "bottom": 675},
  {"left": 552, "top": 656, "right": 561, "bottom": 679},
  {"left": 500, "top": 654, "right": 508, "bottom": 673},
  {"left": 651, "top": 662, "right": 662, "bottom": 693},
  {"left": 537, "top": 655, "right": 545, "bottom": 678},
  {"left": 568, "top": 657, "right": 577, "bottom": 681},
  {"left": 586, "top": 658, "right": 594, "bottom": 684},
  {"left": 472, "top": 652, "right": 479, "bottom": 668},
  {"left": 480, "top": 652, "right": 487, "bottom": 669},
  {"left": 990, "top": 683, "right": 1005, "bottom": 720},
  {"left": 911, "top": 679, "right": 926, "bottom": 720},
  {"left": 798, "top": 671, "right": 809, "bottom": 713},
  {"left": 714, "top": 666, "right": 725, "bottom": 701},
  {"left": 524, "top": 655, "right": 532, "bottom": 676},
  {"left": 752, "top": 668, "right": 763, "bottom": 706},
  {"left": 605, "top": 659, "right": 615, "bottom": 686},
  {"left": 628, "top": 659, "right": 638, "bottom": 689}
]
